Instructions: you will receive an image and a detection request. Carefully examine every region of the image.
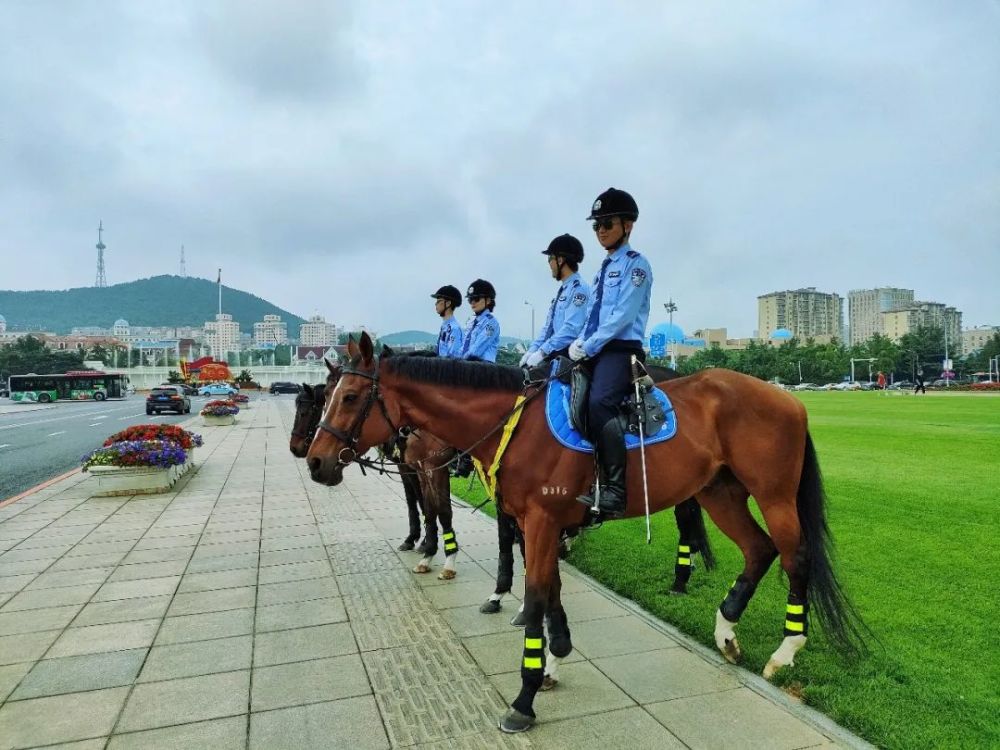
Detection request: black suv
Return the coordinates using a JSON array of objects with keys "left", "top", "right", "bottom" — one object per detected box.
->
[
  {"left": 269, "top": 382, "right": 301, "bottom": 395},
  {"left": 146, "top": 385, "right": 192, "bottom": 415}
]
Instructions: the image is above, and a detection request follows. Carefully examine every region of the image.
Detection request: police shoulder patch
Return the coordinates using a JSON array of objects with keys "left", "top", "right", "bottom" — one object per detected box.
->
[
  {"left": 573, "top": 292, "right": 587, "bottom": 306},
  {"left": 631, "top": 268, "right": 647, "bottom": 287},
  {"left": 484, "top": 323, "right": 496, "bottom": 336},
  {"left": 626, "top": 250, "right": 639, "bottom": 258}
]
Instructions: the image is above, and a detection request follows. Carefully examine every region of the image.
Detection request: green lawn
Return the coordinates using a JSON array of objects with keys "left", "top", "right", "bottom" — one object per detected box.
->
[{"left": 452, "top": 392, "right": 1000, "bottom": 750}]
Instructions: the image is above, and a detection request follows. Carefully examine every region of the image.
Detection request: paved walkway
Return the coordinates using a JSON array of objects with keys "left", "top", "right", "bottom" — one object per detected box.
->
[{"left": 0, "top": 399, "right": 869, "bottom": 749}]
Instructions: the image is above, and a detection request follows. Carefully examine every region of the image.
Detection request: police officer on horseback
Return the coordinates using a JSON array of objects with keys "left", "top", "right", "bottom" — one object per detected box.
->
[
  {"left": 571, "top": 188, "right": 653, "bottom": 519},
  {"left": 519, "top": 235, "right": 591, "bottom": 368},
  {"left": 461, "top": 279, "right": 500, "bottom": 362},
  {"left": 431, "top": 285, "right": 464, "bottom": 358}
]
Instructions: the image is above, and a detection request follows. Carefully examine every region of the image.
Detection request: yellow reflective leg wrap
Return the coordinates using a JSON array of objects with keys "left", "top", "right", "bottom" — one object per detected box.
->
[
  {"left": 783, "top": 597, "right": 808, "bottom": 636},
  {"left": 442, "top": 530, "right": 458, "bottom": 554},
  {"left": 522, "top": 633, "right": 545, "bottom": 672}
]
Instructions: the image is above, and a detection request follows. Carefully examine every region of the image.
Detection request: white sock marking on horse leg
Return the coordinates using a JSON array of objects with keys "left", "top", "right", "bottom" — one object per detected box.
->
[
  {"left": 764, "top": 634, "right": 807, "bottom": 678},
  {"left": 714, "top": 610, "right": 738, "bottom": 651},
  {"left": 443, "top": 553, "right": 457, "bottom": 572},
  {"left": 544, "top": 650, "right": 560, "bottom": 681},
  {"left": 488, "top": 593, "right": 504, "bottom": 603}
]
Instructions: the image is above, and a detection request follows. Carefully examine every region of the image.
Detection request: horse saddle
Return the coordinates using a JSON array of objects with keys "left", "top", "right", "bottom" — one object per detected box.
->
[{"left": 544, "top": 359, "right": 678, "bottom": 454}]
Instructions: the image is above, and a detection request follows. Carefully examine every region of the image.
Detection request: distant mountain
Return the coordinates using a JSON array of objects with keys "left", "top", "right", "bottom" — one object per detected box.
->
[
  {"left": 379, "top": 329, "right": 527, "bottom": 347},
  {"left": 0, "top": 275, "right": 306, "bottom": 334}
]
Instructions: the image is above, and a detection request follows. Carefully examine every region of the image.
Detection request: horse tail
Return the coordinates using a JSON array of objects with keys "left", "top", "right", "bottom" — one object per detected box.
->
[
  {"left": 797, "top": 432, "right": 869, "bottom": 656},
  {"left": 688, "top": 499, "right": 716, "bottom": 570}
]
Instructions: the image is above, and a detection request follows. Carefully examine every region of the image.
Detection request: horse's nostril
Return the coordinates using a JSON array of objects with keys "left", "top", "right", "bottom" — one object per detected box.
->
[{"left": 308, "top": 457, "right": 321, "bottom": 473}]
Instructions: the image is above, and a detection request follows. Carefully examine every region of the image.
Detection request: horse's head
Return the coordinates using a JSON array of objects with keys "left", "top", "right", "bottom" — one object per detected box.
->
[
  {"left": 289, "top": 383, "right": 327, "bottom": 458},
  {"left": 306, "top": 332, "right": 401, "bottom": 485}
]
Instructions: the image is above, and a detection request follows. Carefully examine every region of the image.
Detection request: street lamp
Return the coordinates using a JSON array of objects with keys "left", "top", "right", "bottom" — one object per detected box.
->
[
  {"left": 663, "top": 299, "right": 679, "bottom": 368},
  {"left": 523, "top": 301, "right": 535, "bottom": 340}
]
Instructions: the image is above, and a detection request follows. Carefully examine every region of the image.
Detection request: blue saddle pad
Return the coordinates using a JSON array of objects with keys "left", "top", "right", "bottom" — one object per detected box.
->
[{"left": 544, "top": 367, "right": 678, "bottom": 453}]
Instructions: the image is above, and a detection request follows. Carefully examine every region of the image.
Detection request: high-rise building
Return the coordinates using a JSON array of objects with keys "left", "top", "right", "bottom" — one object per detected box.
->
[
  {"left": 847, "top": 287, "right": 915, "bottom": 345},
  {"left": 204, "top": 313, "right": 241, "bottom": 359},
  {"left": 253, "top": 314, "right": 288, "bottom": 347},
  {"left": 881, "top": 302, "right": 963, "bottom": 354},
  {"left": 0, "top": 314, "right": 6, "bottom": 334},
  {"left": 299, "top": 315, "right": 337, "bottom": 347},
  {"left": 757, "top": 288, "right": 843, "bottom": 343},
  {"left": 962, "top": 325, "right": 1000, "bottom": 353}
]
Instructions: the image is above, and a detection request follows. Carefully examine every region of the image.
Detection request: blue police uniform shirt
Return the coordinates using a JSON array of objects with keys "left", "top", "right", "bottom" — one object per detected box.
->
[
  {"left": 437, "top": 317, "right": 464, "bottom": 358},
  {"left": 581, "top": 243, "right": 653, "bottom": 357},
  {"left": 461, "top": 310, "right": 500, "bottom": 362},
  {"left": 528, "top": 272, "right": 591, "bottom": 356}
]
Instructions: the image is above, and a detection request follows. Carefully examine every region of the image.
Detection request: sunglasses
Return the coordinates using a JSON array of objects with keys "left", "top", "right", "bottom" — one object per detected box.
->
[
  {"left": 592, "top": 218, "right": 617, "bottom": 232},
  {"left": 467, "top": 295, "right": 485, "bottom": 303}
]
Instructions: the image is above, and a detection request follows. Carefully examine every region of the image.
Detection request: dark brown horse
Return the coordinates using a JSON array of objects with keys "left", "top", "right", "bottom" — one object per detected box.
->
[{"left": 307, "top": 333, "right": 865, "bottom": 733}]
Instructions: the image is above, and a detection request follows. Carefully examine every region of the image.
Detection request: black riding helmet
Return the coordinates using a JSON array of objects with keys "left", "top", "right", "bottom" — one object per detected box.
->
[
  {"left": 587, "top": 187, "right": 639, "bottom": 221},
  {"left": 466, "top": 279, "right": 496, "bottom": 311},
  {"left": 430, "top": 285, "right": 462, "bottom": 308},
  {"left": 541, "top": 234, "right": 585, "bottom": 264}
]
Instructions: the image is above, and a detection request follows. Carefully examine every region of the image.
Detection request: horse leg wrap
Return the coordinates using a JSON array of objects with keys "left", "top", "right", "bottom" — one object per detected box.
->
[
  {"left": 495, "top": 551, "right": 515, "bottom": 594},
  {"left": 783, "top": 593, "right": 809, "bottom": 637},
  {"left": 512, "top": 629, "right": 545, "bottom": 716},
  {"left": 720, "top": 575, "right": 757, "bottom": 623},
  {"left": 442, "top": 529, "right": 459, "bottom": 557},
  {"left": 545, "top": 608, "right": 572, "bottom": 658},
  {"left": 671, "top": 542, "right": 695, "bottom": 593}
]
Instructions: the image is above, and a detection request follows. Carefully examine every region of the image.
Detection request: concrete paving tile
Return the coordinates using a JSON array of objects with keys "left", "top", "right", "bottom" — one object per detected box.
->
[
  {"left": 645, "top": 687, "right": 828, "bottom": 750},
  {"left": 0, "top": 661, "right": 32, "bottom": 702},
  {"left": 184, "top": 551, "right": 259, "bottom": 573},
  {"left": 120, "top": 546, "right": 193, "bottom": 565},
  {"left": 138, "top": 635, "right": 252, "bottom": 682},
  {"left": 558, "top": 589, "right": 630, "bottom": 622},
  {"left": 462, "top": 629, "right": 585, "bottom": 676},
  {"left": 408, "top": 562, "right": 494, "bottom": 588},
  {"left": 253, "top": 622, "right": 358, "bottom": 667},
  {"left": 131, "top": 533, "right": 200, "bottom": 551},
  {"left": 166, "top": 585, "right": 256, "bottom": 617},
  {"left": 65, "top": 540, "right": 135, "bottom": 558},
  {"left": 73, "top": 595, "right": 172, "bottom": 627},
  {"left": 176, "top": 567, "right": 256, "bottom": 593},
  {"left": 249, "top": 695, "right": 389, "bottom": 750},
  {"left": 50, "top": 552, "right": 127, "bottom": 571},
  {"left": 0, "top": 630, "right": 61, "bottom": 666},
  {"left": 24, "top": 567, "right": 113, "bottom": 591},
  {"left": 489, "top": 661, "right": 635, "bottom": 723},
  {"left": 0, "top": 573, "right": 35, "bottom": 594},
  {"left": 569, "top": 615, "right": 680, "bottom": 659},
  {"left": 0, "top": 604, "right": 82, "bottom": 636},
  {"left": 441, "top": 604, "right": 526, "bottom": 638},
  {"left": 93, "top": 576, "right": 180, "bottom": 602},
  {"left": 0, "top": 686, "right": 129, "bottom": 749},
  {"left": 117, "top": 669, "right": 250, "bottom": 733},
  {"left": 251, "top": 653, "right": 371, "bottom": 712},
  {"left": 424, "top": 580, "right": 520, "bottom": 610},
  {"left": 256, "top": 576, "right": 339, "bottom": 606},
  {"left": 155, "top": 607, "right": 255, "bottom": 645},
  {"left": 24, "top": 738, "right": 107, "bottom": 749},
  {"left": 258, "top": 534, "right": 324, "bottom": 553},
  {"left": 529, "top": 706, "right": 686, "bottom": 749},
  {"left": 594, "top": 647, "right": 743, "bottom": 704},
  {"left": 11, "top": 649, "right": 146, "bottom": 700},
  {"left": 47, "top": 619, "right": 160, "bottom": 658},
  {"left": 259, "top": 546, "right": 327, "bottom": 567},
  {"left": 107, "top": 715, "right": 247, "bottom": 750},
  {"left": 1, "top": 582, "right": 101, "bottom": 612},
  {"left": 108, "top": 560, "right": 187, "bottom": 582},
  {"left": 257, "top": 560, "right": 331, "bottom": 585},
  {"left": 255, "top": 596, "right": 347, "bottom": 632},
  {"left": 191, "top": 540, "right": 260, "bottom": 559}
]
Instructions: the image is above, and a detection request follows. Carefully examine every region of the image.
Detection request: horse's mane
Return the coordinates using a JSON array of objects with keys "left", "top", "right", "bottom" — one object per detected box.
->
[{"left": 375, "top": 351, "right": 525, "bottom": 392}]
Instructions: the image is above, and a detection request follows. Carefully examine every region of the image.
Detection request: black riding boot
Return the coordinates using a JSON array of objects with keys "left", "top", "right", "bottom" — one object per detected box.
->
[{"left": 576, "top": 419, "right": 627, "bottom": 519}]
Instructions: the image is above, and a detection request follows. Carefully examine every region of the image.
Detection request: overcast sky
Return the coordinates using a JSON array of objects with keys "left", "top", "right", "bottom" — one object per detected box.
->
[{"left": 1, "top": 1, "right": 997, "bottom": 339}]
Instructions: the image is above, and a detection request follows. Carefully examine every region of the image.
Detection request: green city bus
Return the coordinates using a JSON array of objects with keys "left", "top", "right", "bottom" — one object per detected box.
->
[{"left": 7, "top": 371, "right": 129, "bottom": 403}]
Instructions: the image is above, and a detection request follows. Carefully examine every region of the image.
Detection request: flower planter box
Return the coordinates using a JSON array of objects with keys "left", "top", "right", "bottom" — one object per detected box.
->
[
  {"left": 202, "top": 414, "right": 236, "bottom": 426},
  {"left": 88, "top": 464, "right": 179, "bottom": 496}
]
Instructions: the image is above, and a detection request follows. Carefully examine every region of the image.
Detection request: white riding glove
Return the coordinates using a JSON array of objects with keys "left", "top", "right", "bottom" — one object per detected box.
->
[
  {"left": 568, "top": 340, "right": 587, "bottom": 361},
  {"left": 525, "top": 350, "right": 545, "bottom": 368},
  {"left": 518, "top": 352, "right": 530, "bottom": 367}
]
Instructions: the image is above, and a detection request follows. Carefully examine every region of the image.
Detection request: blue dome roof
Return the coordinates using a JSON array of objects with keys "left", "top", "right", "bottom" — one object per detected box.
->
[
  {"left": 114, "top": 319, "right": 129, "bottom": 327},
  {"left": 649, "top": 322, "right": 685, "bottom": 343},
  {"left": 770, "top": 328, "right": 793, "bottom": 339}
]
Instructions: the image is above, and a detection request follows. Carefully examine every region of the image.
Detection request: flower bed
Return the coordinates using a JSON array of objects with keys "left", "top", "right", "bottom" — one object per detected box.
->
[
  {"left": 103, "top": 424, "right": 203, "bottom": 450},
  {"left": 232, "top": 393, "right": 250, "bottom": 408},
  {"left": 201, "top": 399, "right": 240, "bottom": 417},
  {"left": 81, "top": 425, "right": 202, "bottom": 496}
]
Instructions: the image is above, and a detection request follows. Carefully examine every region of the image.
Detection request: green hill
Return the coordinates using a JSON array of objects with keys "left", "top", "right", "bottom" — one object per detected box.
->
[
  {"left": 379, "top": 329, "right": 527, "bottom": 347},
  {"left": 0, "top": 275, "right": 306, "bottom": 334}
]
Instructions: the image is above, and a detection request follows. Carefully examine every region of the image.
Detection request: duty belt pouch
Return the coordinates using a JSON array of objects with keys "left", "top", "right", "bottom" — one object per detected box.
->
[{"left": 569, "top": 365, "right": 591, "bottom": 435}]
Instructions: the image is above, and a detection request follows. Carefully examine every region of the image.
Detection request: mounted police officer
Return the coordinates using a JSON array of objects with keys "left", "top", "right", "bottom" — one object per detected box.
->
[
  {"left": 519, "top": 235, "right": 590, "bottom": 368},
  {"left": 571, "top": 188, "right": 653, "bottom": 519},
  {"left": 453, "top": 278, "right": 501, "bottom": 477},
  {"left": 431, "top": 285, "right": 464, "bottom": 358},
  {"left": 460, "top": 279, "right": 500, "bottom": 362}
]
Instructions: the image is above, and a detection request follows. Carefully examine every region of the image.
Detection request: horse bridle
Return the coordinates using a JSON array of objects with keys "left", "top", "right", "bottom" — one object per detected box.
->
[{"left": 316, "top": 356, "right": 403, "bottom": 466}]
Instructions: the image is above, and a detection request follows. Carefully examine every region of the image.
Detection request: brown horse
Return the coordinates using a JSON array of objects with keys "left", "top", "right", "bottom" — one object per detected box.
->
[{"left": 307, "top": 332, "right": 866, "bottom": 733}]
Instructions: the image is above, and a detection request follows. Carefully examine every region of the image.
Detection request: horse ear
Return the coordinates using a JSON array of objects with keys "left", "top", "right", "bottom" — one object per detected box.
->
[
  {"left": 301, "top": 383, "right": 311, "bottom": 396},
  {"left": 381, "top": 344, "right": 394, "bottom": 357},
  {"left": 324, "top": 357, "right": 338, "bottom": 375},
  {"left": 346, "top": 336, "right": 360, "bottom": 360},
  {"left": 359, "top": 331, "right": 374, "bottom": 363}
]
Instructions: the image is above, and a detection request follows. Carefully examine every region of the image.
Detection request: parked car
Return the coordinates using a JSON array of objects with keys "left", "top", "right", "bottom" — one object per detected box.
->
[
  {"left": 159, "top": 382, "right": 197, "bottom": 396},
  {"left": 198, "top": 382, "right": 238, "bottom": 397},
  {"left": 833, "top": 381, "right": 862, "bottom": 391},
  {"left": 269, "top": 382, "right": 302, "bottom": 395},
  {"left": 146, "top": 386, "right": 191, "bottom": 415},
  {"left": 793, "top": 383, "right": 822, "bottom": 391}
]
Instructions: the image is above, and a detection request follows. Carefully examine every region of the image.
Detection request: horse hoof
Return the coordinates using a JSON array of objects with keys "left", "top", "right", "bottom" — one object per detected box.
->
[
  {"left": 398, "top": 540, "right": 415, "bottom": 551},
  {"left": 541, "top": 676, "right": 558, "bottom": 691},
  {"left": 413, "top": 563, "right": 431, "bottom": 574},
  {"left": 480, "top": 599, "right": 502, "bottom": 614},
  {"left": 498, "top": 708, "right": 535, "bottom": 734},
  {"left": 763, "top": 659, "right": 785, "bottom": 679},
  {"left": 721, "top": 638, "right": 742, "bottom": 664},
  {"left": 437, "top": 569, "right": 456, "bottom": 580},
  {"left": 510, "top": 610, "right": 527, "bottom": 628}
]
